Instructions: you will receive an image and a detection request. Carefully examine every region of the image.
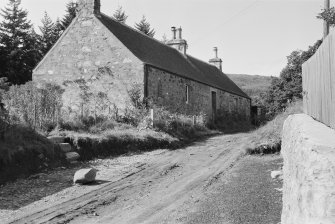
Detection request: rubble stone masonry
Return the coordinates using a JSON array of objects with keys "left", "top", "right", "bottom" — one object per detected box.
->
[
  {"left": 33, "top": 14, "right": 144, "bottom": 114},
  {"left": 147, "top": 66, "right": 250, "bottom": 122}
]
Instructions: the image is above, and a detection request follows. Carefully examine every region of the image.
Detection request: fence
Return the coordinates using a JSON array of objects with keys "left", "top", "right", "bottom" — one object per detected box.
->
[{"left": 302, "top": 31, "right": 335, "bottom": 129}]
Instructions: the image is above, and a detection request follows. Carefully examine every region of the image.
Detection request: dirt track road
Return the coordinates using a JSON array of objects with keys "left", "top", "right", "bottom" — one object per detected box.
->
[{"left": 5, "top": 133, "right": 273, "bottom": 224}]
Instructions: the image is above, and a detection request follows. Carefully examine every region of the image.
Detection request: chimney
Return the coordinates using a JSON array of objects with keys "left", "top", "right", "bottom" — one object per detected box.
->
[
  {"left": 167, "top": 26, "right": 188, "bottom": 55},
  {"left": 214, "top": 47, "right": 218, "bottom": 58},
  {"left": 171, "top": 27, "right": 177, "bottom": 39},
  {"left": 178, "top": 27, "right": 182, "bottom": 39},
  {"left": 209, "top": 47, "right": 223, "bottom": 71},
  {"left": 77, "top": 0, "right": 101, "bottom": 16}
]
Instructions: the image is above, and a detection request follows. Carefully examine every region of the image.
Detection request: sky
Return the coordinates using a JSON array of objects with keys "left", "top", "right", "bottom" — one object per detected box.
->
[{"left": 0, "top": 0, "right": 330, "bottom": 76}]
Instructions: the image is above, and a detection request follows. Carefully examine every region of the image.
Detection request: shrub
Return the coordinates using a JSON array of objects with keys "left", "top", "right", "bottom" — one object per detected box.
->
[
  {"left": 152, "top": 107, "right": 209, "bottom": 139},
  {"left": 2, "top": 82, "right": 64, "bottom": 132}
]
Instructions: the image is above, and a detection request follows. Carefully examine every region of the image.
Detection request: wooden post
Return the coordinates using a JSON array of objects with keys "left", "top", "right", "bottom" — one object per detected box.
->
[
  {"left": 324, "top": 0, "right": 330, "bottom": 39},
  {"left": 193, "top": 116, "right": 196, "bottom": 126},
  {"left": 150, "top": 109, "right": 154, "bottom": 128}
]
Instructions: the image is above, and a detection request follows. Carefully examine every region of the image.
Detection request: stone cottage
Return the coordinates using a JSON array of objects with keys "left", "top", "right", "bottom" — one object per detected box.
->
[{"left": 33, "top": 0, "right": 251, "bottom": 123}]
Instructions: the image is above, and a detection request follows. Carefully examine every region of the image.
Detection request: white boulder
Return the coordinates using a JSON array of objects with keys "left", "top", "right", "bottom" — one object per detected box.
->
[{"left": 73, "top": 168, "right": 98, "bottom": 184}]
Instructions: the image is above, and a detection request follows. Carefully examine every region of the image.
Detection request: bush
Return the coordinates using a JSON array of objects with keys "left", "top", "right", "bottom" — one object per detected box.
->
[
  {"left": 152, "top": 107, "right": 209, "bottom": 139},
  {"left": 2, "top": 82, "right": 63, "bottom": 132}
]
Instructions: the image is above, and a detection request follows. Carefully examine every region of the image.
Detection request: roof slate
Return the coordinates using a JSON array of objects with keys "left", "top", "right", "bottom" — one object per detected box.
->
[{"left": 97, "top": 13, "right": 250, "bottom": 99}]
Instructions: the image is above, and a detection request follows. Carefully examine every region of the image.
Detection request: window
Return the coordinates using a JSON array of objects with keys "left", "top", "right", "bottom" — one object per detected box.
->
[
  {"left": 157, "top": 81, "right": 163, "bottom": 97},
  {"left": 185, "top": 85, "right": 189, "bottom": 104}
]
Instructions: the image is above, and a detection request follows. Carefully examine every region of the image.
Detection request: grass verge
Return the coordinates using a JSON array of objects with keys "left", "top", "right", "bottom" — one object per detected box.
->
[{"left": 246, "top": 101, "right": 303, "bottom": 155}]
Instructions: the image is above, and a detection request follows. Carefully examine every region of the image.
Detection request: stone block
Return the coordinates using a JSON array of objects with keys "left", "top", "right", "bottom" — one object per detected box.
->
[
  {"left": 66, "top": 152, "right": 80, "bottom": 162},
  {"left": 48, "top": 136, "right": 65, "bottom": 144},
  {"left": 281, "top": 114, "right": 335, "bottom": 224},
  {"left": 59, "top": 143, "right": 72, "bottom": 153}
]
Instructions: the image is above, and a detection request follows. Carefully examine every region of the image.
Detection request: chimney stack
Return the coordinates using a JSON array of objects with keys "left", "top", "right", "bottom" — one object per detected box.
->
[
  {"left": 78, "top": 0, "right": 101, "bottom": 16},
  {"left": 209, "top": 47, "right": 223, "bottom": 71},
  {"left": 167, "top": 26, "right": 188, "bottom": 55}
]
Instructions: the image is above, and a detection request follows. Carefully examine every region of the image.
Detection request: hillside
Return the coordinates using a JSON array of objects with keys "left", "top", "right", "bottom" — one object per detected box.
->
[{"left": 227, "top": 74, "right": 273, "bottom": 103}]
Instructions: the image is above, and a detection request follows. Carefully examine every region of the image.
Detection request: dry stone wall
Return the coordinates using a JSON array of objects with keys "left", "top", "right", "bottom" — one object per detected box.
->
[
  {"left": 33, "top": 14, "right": 144, "bottom": 117},
  {"left": 147, "top": 66, "right": 250, "bottom": 123},
  {"left": 281, "top": 114, "right": 335, "bottom": 224}
]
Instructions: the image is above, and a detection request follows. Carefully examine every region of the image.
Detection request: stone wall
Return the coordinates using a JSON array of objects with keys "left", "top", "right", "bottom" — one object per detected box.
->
[
  {"left": 147, "top": 66, "right": 250, "bottom": 123},
  {"left": 281, "top": 114, "right": 335, "bottom": 224},
  {"left": 33, "top": 14, "right": 144, "bottom": 116}
]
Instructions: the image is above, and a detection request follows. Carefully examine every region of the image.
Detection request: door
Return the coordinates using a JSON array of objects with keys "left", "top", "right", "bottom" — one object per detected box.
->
[{"left": 211, "top": 91, "right": 217, "bottom": 121}]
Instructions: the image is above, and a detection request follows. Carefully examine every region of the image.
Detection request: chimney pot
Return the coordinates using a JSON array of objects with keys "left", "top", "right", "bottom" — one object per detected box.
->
[
  {"left": 178, "top": 27, "right": 182, "bottom": 39},
  {"left": 171, "top": 26, "right": 176, "bottom": 39},
  {"left": 214, "top": 47, "right": 218, "bottom": 58}
]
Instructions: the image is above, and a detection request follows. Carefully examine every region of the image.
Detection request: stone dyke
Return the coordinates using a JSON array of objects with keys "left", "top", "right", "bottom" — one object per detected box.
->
[
  {"left": 33, "top": 12, "right": 144, "bottom": 117},
  {"left": 281, "top": 114, "right": 335, "bottom": 224},
  {"left": 147, "top": 66, "right": 251, "bottom": 123}
]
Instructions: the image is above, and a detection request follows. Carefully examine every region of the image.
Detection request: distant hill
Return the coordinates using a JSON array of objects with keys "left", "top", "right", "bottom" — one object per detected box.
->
[{"left": 227, "top": 74, "right": 273, "bottom": 102}]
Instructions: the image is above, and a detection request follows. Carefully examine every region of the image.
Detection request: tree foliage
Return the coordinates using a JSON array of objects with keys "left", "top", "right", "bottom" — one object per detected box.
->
[
  {"left": 60, "top": 1, "right": 77, "bottom": 31},
  {"left": 134, "top": 16, "right": 155, "bottom": 37},
  {"left": 39, "top": 12, "right": 61, "bottom": 54},
  {"left": 262, "top": 40, "right": 322, "bottom": 117},
  {"left": 113, "top": 6, "right": 128, "bottom": 24},
  {"left": 317, "top": 7, "right": 335, "bottom": 26},
  {"left": 0, "top": 0, "right": 41, "bottom": 84}
]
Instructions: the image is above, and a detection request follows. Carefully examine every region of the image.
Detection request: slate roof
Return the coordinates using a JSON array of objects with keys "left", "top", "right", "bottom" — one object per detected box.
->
[{"left": 97, "top": 13, "right": 250, "bottom": 99}]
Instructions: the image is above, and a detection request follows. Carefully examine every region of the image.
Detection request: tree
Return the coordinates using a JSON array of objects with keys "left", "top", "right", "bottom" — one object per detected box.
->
[
  {"left": 60, "top": 1, "right": 77, "bottom": 31},
  {"left": 263, "top": 40, "right": 322, "bottom": 117},
  {"left": 161, "top": 34, "right": 168, "bottom": 44},
  {"left": 113, "top": 6, "right": 128, "bottom": 24},
  {"left": 134, "top": 16, "right": 155, "bottom": 37},
  {"left": 317, "top": 7, "right": 335, "bottom": 26},
  {"left": 0, "top": 0, "right": 41, "bottom": 84},
  {"left": 39, "top": 12, "right": 61, "bottom": 55}
]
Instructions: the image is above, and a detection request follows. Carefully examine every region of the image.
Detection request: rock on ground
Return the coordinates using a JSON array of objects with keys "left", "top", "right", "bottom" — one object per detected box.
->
[{"left": 73, "top": 168, "right": 98, "bottom": 184}]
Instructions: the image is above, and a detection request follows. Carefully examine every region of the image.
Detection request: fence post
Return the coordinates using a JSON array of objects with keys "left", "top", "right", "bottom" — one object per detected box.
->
[
  {"left": 150, "top": 108, "right": 154, "bottom": 128},
  {"left": 193, "top": 115, "right": 196, "bottom": 126}
]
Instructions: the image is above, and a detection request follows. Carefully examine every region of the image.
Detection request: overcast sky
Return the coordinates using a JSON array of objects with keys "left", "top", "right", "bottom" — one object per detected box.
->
[{"left": 0, "top": 0, "right": 330, "bottom": 76}]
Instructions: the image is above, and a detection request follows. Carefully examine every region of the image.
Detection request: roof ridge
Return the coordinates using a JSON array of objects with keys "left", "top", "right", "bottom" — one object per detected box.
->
[
  {"left": 186, "top": 54, "right": 224, "bottom": 74},
  {"left": 99, "top": 13, "right": 176, "bottom": 50}
]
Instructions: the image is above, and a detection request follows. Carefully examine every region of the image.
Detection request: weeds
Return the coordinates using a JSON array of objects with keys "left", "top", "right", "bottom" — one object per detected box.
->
[{"left": 2, "top": 82, "right": 63, "bottom": 132}]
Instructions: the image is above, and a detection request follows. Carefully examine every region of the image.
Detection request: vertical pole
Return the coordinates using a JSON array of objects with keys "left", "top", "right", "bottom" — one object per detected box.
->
[
  {"left": 324, "top": 0, "right": 330, "bottom": 39},
  {"left": 150, "top": 108, "right": 154, "bottom": 128}
]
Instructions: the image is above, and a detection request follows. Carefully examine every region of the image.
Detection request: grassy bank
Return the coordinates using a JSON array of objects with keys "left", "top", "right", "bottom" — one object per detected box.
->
[
  {"left": 58, "top": 121, "right": 219, "bottom": 161},
  {"left": 0, "top": 125, "right": 66, "bottom": 184},
  {"left": 246, "top": 101, "right": 303, "bottom": 155},
  {"left": 63, "top": 129, "right": 178, "bottom": 160}
]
